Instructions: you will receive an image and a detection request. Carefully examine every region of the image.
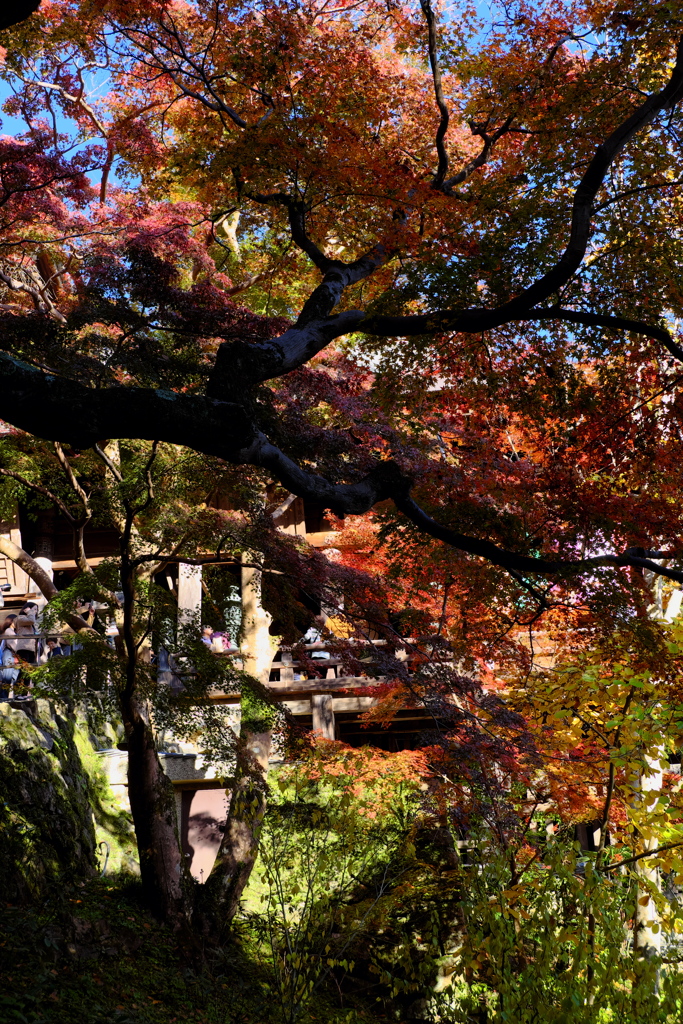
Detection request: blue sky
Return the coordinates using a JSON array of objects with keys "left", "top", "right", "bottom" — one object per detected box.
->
[{"left": 0, "top": 66, "right": 125, "bottom": 189}]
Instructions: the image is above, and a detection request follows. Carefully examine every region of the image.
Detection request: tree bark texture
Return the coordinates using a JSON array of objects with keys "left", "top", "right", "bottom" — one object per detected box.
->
[{"left": 122, "top": 693, "right": 190, "bottom": 927}]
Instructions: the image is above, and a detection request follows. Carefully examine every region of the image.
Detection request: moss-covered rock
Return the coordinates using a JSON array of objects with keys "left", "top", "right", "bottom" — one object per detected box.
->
[
  {"left": 0, "top": 699, "right": 137, "bottom": 899},
  {"left": 74, "top": 727, "right": 138, "bottom": 876}
]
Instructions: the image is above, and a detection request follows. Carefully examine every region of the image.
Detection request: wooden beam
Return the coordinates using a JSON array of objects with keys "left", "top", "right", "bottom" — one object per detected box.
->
[
  {"left": 312, "top": 693, "right": 335, "bottom": 739},
  {"left": 208, "top": 676, "right": 384, "bottom": 704},
  {"left": 336, "top": 712, "right": 438, "bottom": 723},
  {"left": 269, "top": 675, "right": 383, "bottom": 696},
  {"left": 338, "top": 727, "right": 433, "bottom": 735},
  {"left": 171, "top": 777, "right": 232, "bottom": 791}
]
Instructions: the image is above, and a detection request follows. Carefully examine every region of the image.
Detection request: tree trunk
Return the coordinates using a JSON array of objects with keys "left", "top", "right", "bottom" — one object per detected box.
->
[
  {"left": 117, "top": 526, "right": 192, "bottom": 929},
  {"left": 200, "top": 735, "right": 270, "bottom": 933},
  {"left": 0, "top": 512, "right": 191, "bottom": 925},
  {"left": 201, "top": 552, "right": 278, "bottom": 933},
  {"left": 122, "top": 692, "right": 190, "bottom": 927},
  {"left": 632, "top": 754, "right": 663, "bottom": 960},
  {"left": 630, "top": 577, "right": 674, "bottom": 963}
]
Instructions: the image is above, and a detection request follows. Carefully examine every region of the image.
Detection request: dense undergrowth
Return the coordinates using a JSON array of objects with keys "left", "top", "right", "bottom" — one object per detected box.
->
[
  {"left": 4, "top": 708, "right": 683, "bottom": 1022},
  {"left": 0, "top": 874, "right": 372, "bottom": 1024},
  {"left": 1, "top": 859, "right": 682, "bottom": 1024}
]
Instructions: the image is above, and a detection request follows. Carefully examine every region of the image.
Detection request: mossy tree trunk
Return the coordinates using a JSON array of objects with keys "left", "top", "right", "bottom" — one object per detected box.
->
[
  {"left": 121, "top": 692, "right": 189, "bottom": 925},
  {"left": 118, "top": 540, "right": 192, "bottom": 929}
]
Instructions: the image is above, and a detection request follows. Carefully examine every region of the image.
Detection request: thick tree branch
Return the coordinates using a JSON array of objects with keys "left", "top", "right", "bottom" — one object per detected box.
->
[
  {"left": 496, "top": 36, "right": 683, "bottom": 317},
  {"left": 0, "top": 1, "right": 40, "bottom": 32},
  {"left": 209, "top": 299, "right": 681, "bottom": 398},
  {"left": 394, "top": 494, "right": 683, "bottom": 583},
  {"left": 358, "top": 306, "right": 682, "bottom": 362},
  {"left": 0, "top": 350, "right": 261, "bottom": 454},
  {"left": 243, "top": 190, "right": 396, "bottom": 291},
  {"left": 0, "top": 352, "right": 399, "bottom": 509},
  {"left": 207, "top": 310, "right": 363, "bottom": 397},
  {"left": 2, "top": 351, "right": 682, "bottom": 586},
  {"left": 247, "top": 194, "right": 333, "bottom": 273},
  {"left": 241, "top": 434, "right": 406, "bottom": 514},
  {"left": 206, "top": 234, "right": 393, "bottom": 395},
  {"left": 420, "top": 0, "right": 450, "bottom": 189},
  {"left": 0, "top": 534, "right": 92, "bottom": 632},
  {"left": 524, "top": 308, "right": 683, "bottom": 362}
]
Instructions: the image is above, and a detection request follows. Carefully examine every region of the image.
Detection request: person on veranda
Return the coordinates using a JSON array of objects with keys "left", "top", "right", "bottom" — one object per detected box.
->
[
  {"left": 0, "top": 614, "right": 19, "bottom": 699},
  {"left": 46, "top": 637, "right": 63, "bottom": 658},
  {"left": 14, "top": 602, "right": 38, "bottom": 664},
  {"left": 0, "top": 643, "right": 19, "bottom": 699}
]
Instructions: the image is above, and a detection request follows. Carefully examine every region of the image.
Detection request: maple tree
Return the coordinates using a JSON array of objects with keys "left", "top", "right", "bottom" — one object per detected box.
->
[
  {"left": 4, "top": 1, "right": 683, "bottom": 1000},
  {"left": 0, "top": 0, "right": 682, "bottom": 611}
]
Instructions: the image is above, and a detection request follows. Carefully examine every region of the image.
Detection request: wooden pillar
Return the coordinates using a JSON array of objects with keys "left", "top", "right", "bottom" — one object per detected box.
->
[
  {"left": 33, "top": 512, "right": 55, "bottom": 610},
  {"left": 177, "top": 563, "right": 202, "bottom": 629},
  {"left": 312, "top": 694, "right": 335, "bottom": 740},
  {"left": 240, "top": 552, "right": 279, "bottom": 768},
  {"left": 240, "top": 554, "right": 278, "bottom": 687}
]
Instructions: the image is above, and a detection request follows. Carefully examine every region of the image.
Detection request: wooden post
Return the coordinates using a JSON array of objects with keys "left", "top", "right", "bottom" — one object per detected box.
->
[
  {"left": 311, "top": 693, "right": 335, "bottom": 740},
  {"left": 177, "top": 563, "right": 202, "bottom": 629},
  {"left": 240, "top": 554, "right": 279, "bottom": 692},
  {"left": 632, "top": 754, "right": 664, "bottom": 960},
  {"left": 278, "top": 650, "right": 294, "bottom": 687},
  {"left": 33, "top": 511, "right": 54, "bottom": 610},
  {"left": 630, "top": 588, "right": 683, "bottom": 959}
]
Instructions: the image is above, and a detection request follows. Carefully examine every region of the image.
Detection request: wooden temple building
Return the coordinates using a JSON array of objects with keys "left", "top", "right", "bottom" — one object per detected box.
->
[
  {"left": 1, "top": 494, "right": 441, "bottom": 880},
  {"left": 1, "top": 490, "right": 623, "bottom": 879}
]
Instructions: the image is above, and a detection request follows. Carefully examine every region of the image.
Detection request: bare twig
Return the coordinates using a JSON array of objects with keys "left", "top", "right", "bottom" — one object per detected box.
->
[{"left": 602, "top": 840, "right": 683, "bottom": 872}]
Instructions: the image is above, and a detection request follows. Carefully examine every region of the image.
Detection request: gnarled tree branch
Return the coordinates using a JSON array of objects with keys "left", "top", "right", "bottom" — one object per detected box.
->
[
  {"left": 0, "top": 533, "right": 92, "bottom": 632},
  {"left": 420, "top": 0, "right": 450, "bottom": 189}
]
